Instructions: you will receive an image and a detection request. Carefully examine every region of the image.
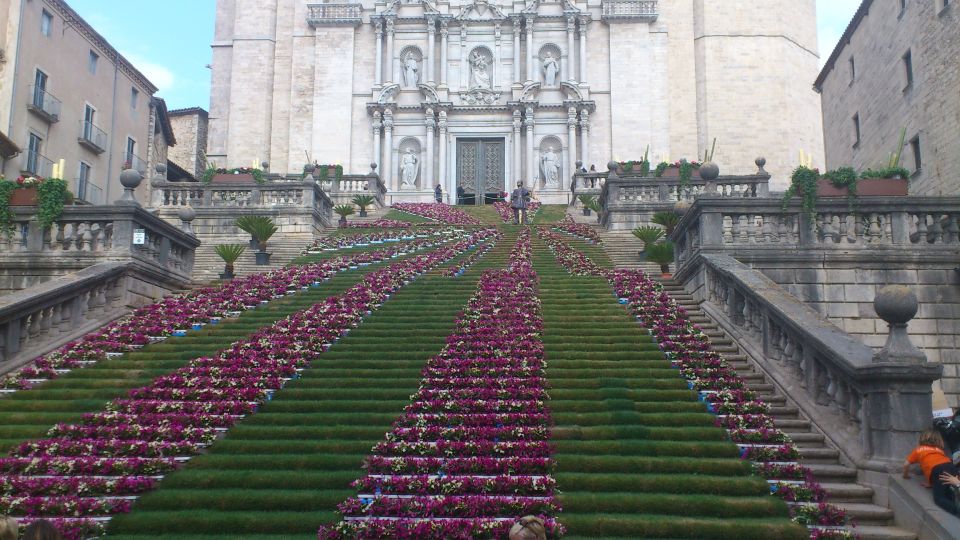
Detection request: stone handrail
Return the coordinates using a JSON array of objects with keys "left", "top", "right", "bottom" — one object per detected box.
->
[
  {"left": 0, "top": 262, "right": 130, "bottom": 368},
  {"left": 601, "top": 0, "right": 659, "bottom": 22},
  {"left": 151, "top": 179, "right": 334, "bottom": 223},
  {"left": 2, "top": 205, "right": 199, "bottom": 282},
  {"left": 699, "top": 254, "right": 941, "bottom": 468},
  {"left": 671, "top": 196, "right": 960, "bottom": 274},
  {"left": 306, "top": 2, "right": 362, "bottom": 26},
  {"left": 328, "top": 174, "right": 388, "bottom": 207}
]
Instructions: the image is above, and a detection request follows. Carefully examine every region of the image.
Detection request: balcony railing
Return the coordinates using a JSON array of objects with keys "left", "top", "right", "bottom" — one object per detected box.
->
[
  {"left": 27, "top": 85, "right": 61, "bottom": 123},
  {"left": 22, "top": 151, "right": 54, "bottom": 178},
  {"left": 306, "top": 3, "right": 362, "bottom": 26},
  {"left": 124, "top": 153, "right": 147, "bottom": 176},
  {"left": 601, "top": 0, "right": 659, "bottom": 22},
  {"left": 78, "top": 121, "right": 108, "bottom": 154},
  {"left": 76, "top": 176, "right": 105, "bottom": 205}
]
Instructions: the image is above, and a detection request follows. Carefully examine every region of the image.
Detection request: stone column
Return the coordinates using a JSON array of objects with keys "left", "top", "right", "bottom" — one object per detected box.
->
[
  {"left": 579, "top": 17, "right": 589, "bottom": 85},
  {"left": 460, "top": 25, "right": 468, "bottom": 88},
  {"left": 579, "top": 109, "right": 590, "bottom": 166},
  {"left": 513, "top": 23, "right": 521, "bottom": 84},
  {"left": 383, "top": 109, "right": 394, "bottom": 190},
  {"left": 426, "top": 18, "right": 436, "bottom": 85},
  {"left": 425, "top": 108, "right": 435, "bottom": 189},
  {"left": 525, "top": 16, "right": 535, "bottom": 83},
  {"left": 494, "top": 23, "right": 502, "bottom": 88},
  {"left": 385, "top": 19, "right": 396, "bottom": 83},
  {"left": 566, "top": 16, "right": 576, "bottom": 83},
  {"left": 374, "top": 20, "right": 384, "bottom": 85},
  {"left": 372, "top": 111, "right": 383, "bottom": 171},
  {"left": 567, "top": 107, "right": 578, "bottom": 189},
  {"left": 438, "top": 111, "right": 449, "bottom": 202},
  {"left": 512, "top": 110, "right": 522, "bottom": 182},
  {"left": 524, "top": 107, "right": 536, "bottom": 187},
  {"left": 440, "top": 21, "right": 449, "bottom": 87}
]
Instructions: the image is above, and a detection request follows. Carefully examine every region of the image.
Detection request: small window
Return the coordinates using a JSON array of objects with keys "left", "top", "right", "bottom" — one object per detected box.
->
[
  {"left": 27, "top": 133, "right": 43, "bottom": 174},
  {"left": 126, "top": 137, "right": 136, "bottom": 160},
  {"left": 88, "top": 51, "right": 99, "bottom": 74},
  {"left": 899, "top": 0, "right": 906, "bottom": 16},
  {"left": 848, "top": 57, "right": 856, "bottom": 83},
  {"left": 852, "top": 113, "right": 861, "bottom": 147},
  {"left": 131, "top": 88, "right": 139, "bottom": 110},
  {"left": 903, "top": 50, "right": 914, "bottom": 89},
  {"left": 910, "top": 135, "right": 922, "bottom": 172},
  {"left": 40, "top": 10, "right": 52, "bottom": 37}
]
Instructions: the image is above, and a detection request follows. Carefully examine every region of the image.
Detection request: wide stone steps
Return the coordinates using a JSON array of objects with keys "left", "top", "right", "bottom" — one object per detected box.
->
[{"left": 191, "top": 234, "right": 314, "bottom": 283}]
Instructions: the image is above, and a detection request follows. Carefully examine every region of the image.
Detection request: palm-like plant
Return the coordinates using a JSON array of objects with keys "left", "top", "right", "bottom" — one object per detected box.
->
[
  {"left": 334, "top": 204, "right": 356, "bottom": 226},
  {"left": 214, "top": 244, "right": 246, "bottom": 278},
  {"left": 632, "top": 226, "right": 665, "bottom": 247},
  {"left": 651, "top": 211, "right": 680, "bottom": 236},
  {"left": 578, "top": 194, "right": 597, "bottom": 216},
  {"left": 235, "top": 216, "right": 278, "bottom": 252},
  {"left": 644, "top": 241, "right": 675, "bottom": 276},
  {"left": 351, "top": 195, "right": 376, "bottom": 217}
]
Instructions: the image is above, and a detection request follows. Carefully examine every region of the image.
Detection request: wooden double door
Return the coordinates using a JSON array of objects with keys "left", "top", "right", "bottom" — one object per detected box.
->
[{"left": 456, "top": 138, "right": 504, "bottom": 205}]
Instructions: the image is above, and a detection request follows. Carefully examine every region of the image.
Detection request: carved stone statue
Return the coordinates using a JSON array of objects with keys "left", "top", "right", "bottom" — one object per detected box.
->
[
  {"left": 400, "top": 148, "right": 419, "bottom": 188},
  {"left": 402, "top": 52, "right": 419, "bottom": 88},
  {"left": 542, "top": 52, "right": 559, "bottom": 87},
  {"left": 541, "top": 147, "right": 561, "bottom": 188},
  {"left": 469, "top": 50, "right": 491, "bottom": 89}
]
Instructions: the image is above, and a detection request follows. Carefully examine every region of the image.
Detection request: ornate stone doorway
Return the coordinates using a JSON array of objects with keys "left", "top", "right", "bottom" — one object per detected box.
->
[{"left": 456, "top": 138, "right": 504, "bottom": 205}]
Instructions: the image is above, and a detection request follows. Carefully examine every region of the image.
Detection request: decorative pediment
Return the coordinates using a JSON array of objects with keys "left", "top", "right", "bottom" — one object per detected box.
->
[
  {"left": 560, "top": 81, "right": 583, "bottom": 101},
  {"left": 381, "top": 0, "right": 439, "bottom": 16},
  {"left": 523, "top": 0, "right": 581, "bottom": 15},
  {"left": 377, "top": 84, "right": 401, "bottom": 104},
  {"left": 418, "top": 84, "right": 440, "bottom": 103},
  {"left": 459, "top": 88, "right": 502, "bottom": 106},
  {"left": 519, "top": 82, "right": 541, "bottom": 103},
  {"left": 457, "top": 0, "right": 507, "bottom": 21}
]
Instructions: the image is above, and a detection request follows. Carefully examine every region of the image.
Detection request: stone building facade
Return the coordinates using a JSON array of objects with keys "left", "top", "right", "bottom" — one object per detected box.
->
[
  {"left": 168, "top": 107, "right": 209, "bottom": 179},
  {"left": 0, "top": 0, "right": 167, "bottom": 205},
  {"left": 816, "top": 0, "right": 959, "bottom": 196},
  {"left": 209, "top": 0, "right": 825, "bottom": 202}
]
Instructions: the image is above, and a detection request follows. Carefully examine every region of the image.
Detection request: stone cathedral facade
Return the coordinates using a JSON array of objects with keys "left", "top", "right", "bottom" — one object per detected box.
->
[{"left": 208, "top": 0, "right": 825, "bottom": 203}]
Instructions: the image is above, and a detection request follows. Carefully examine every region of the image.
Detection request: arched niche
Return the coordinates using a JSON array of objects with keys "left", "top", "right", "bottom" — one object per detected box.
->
[
  {"left": 397, "top": 137, "right": 422, "bottom": 189},
  {"left": 399, "top": 46, "right": 423, "bottom": 88},
  {"left": 538, "top": 44, "right": 562, "bottom": 87},
  {"left": 465, "top": 45, "right": 495, "bottom": 89},
  {"left": 538, "top": 135, "right": 564, "bottom": 189}
]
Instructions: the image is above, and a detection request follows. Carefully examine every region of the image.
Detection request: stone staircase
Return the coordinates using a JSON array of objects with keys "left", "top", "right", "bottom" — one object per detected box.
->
[
  {"left": 568, "top": 208, "right": 671, "bottom": 274},
  {"left": 342, "top": 206, "right": 390, "bottom": 226},
  {"left": 191, "top": 233, "right": 316, "bottom": 284}
]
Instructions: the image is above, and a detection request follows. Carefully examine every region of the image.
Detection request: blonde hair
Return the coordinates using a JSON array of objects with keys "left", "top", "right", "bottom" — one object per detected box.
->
[
  {"left": 920, "top": 429, "right": 946, "bottom": 449},
  {"left": 0, "top": 516, "right": 18, "bottom": 540},
  {"left": 509, "top": 515, "right": 547, "bottom": 540}
]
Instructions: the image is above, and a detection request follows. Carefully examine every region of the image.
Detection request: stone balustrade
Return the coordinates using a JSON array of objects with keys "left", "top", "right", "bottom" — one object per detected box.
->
[
  {"left": 306, "top": 2, "right": 362, "bottom": 27},
  {"left": 0, "top": 262, "right": 130, "bottom": 368},
  {"left": 601, "top": 0, "right": 659, "bottom": 22},
  {"left": 326, "top": 170, "right": 389, "bottom": 207}
]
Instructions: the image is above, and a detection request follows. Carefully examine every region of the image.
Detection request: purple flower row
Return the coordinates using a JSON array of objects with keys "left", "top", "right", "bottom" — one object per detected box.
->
[
  {"left": 302, "top": 227, "right": 464, "bottom": 254},
  {"left": 552, "top": 216, "right": 602, "bottom": 244},
  {"left": 393, "top": 202, "right": 482, "bottom": 225}
]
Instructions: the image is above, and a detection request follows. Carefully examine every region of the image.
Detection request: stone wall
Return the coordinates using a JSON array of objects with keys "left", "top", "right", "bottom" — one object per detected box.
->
[
  {"left": 169, "top": 109, "right": 209, "bottom": 179},
  {"left": 818, "top": 0, "right": 960, "bottom": 196}
]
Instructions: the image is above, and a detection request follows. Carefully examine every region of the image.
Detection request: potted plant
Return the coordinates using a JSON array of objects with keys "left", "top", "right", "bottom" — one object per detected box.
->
[
  {"left": 202, "top": 166, "right": 265, "bottom": 185},
  {"left": 578, "top": 194, "right": 597, "bottom": 216},
  {"left": 235, "top": 216, "right": 278, "bottom": 265},
  {"left": 632, "top": 226, "right": 665, "bottom": 261},
  {"left": 0, "top": 175, "right": 71, "bottom": 237},
  {"left": 352, "top": 195, "right": 375, "bottom": 218},
  {"left": 651, "top": 211, "right": 680, "bottom": 236},
  {"left": 214, "top": 244, "right": 246, "bottom": 279},
  {"left": 334, "top": 204, "right": 355, "bottom": 227},
  {"left": 645, "top": 241, "right": 675, "bottom": 278},
  {"left": 588, "top": 198, "right": 603, "bottom": 223}
]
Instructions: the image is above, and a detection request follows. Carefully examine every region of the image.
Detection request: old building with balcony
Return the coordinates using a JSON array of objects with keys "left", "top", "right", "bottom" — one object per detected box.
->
[{"left": 0, "top": 0, "right": 172, "bottom": 205}]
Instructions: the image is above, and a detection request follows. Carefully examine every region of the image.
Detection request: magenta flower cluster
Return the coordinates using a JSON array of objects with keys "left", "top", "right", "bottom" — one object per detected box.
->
[
  {"left": 393, "top": 203, "right": 482, "bottom": 225},
  {"left": 0, "top": 229, "right": 498, "bottom": 538},
  {"left": 551, "top": 216, "right": 602, "bottom": 244},
  {"left": 443, "top": 232, "right": 502, "bottom": 277},
  {"left": 537, "top": 228, "right": 850, "bottom": 536},
  {"left": 302, "top": 227, "right": 463, "bottom": 254},
  {"left": 319, "top": 230, "right": 563, "bottom": 539},
  {"left": 346, "top": 219, "right": 415, "bottom": 229}
]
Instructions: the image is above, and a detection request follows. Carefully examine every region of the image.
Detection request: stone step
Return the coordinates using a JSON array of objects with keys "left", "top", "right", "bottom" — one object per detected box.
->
[
  {"left": 820, "top": 482, "right": 875, "bottom": 503},
  {"left": 834, "top": 503, "right": 895, "bottom": 526},
  {"left": 785, "top": 432, "right": 826, "bottom": 446},
  {"left": 850, "top": 525, "right": 917, "bottom": 540},
  {"left": 804, "top": 463, "right": 858, "bottom": 482},
  {"left": 775, "top": 418, "right": 813, "bottom": 430}
]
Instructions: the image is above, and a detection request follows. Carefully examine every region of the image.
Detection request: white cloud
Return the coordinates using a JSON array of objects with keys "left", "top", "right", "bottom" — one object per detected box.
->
[{"left": 122, "top": 51, "right": 175, "bottom": 94}]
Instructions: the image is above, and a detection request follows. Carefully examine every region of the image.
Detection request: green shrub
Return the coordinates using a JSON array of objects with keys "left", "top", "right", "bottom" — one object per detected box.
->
[
  {"left": 235, "top": 216, "right": 278, "bottom": 251},
  {"left": 632, "top": 226, "right": 665, "bottom": 247}
]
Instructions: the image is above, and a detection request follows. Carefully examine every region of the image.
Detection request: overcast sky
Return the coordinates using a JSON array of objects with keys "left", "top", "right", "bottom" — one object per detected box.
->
[{"left": 66, "top": 0, "right": 863, "bottom": 110}]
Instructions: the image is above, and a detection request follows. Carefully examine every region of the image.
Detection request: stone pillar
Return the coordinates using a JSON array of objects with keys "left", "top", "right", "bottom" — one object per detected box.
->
[
  {"left": 460, "top": 25, "right": 468, "bottom": 88},
  {"left": 579, "top": 17, "right": 589, "bottom": 85},
  {"left": 494, "top": 23, "right": 502, "bottom": 89},
  {"left": 524, "top": 107, "right": 536, "bottom": 187},
  {"left": 580, "top": 109, "right": 590, "bottom": 166},
  {"left": 567, "top": 107, "right": 578, "bottom": 190},
  {"left": 438, "top": 111, "right": 449, "bottom": 202},
  {"left": 372, "top": 111, "right": 383, "bottom": 171},
  {"left": 440, "top": 21, "right": 449, "bottom": 87},
  {"left": 425, "top": 108, "right": 435, "bottom": 189},
  {"left": 426, "top": 18, "right": 436, "bottom": 85},
  {"left": 385, "top": 19, "right": 395, "bottom": 84},
  {"left": 513, "top": 23, "right": 521, "bottom": 84},
  {"left": 513, "top": 110, "right": 522, "bottom": 182},
  {"left": 525, "top": 17, "right": 535, "bottom": 83},
  {"left": 383, "top": 109, "right": 394, "bottom": 190},
  {"left": 374, "top": 20, "right": 384, "bottom": 85},
  {"left": 566, "top": 16, "right": 576, "bottom": 83}
]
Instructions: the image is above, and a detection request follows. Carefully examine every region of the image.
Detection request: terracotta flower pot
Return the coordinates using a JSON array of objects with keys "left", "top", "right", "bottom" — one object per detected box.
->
[
  {"left": 212, "top": 173, "right": 255, "bottom": 184},
  {"left": 8, "top": 188, "right": 38, "bottom": 206},
  {"left": 816, "top": 178, "right": 908, "bottom": 197}
]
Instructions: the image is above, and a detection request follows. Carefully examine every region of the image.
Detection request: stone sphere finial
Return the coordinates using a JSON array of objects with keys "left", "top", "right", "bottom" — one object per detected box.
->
[
  {"left": 755, "top": 157, "right": 768, "bottom": 175},
  {"left": 120, "top": 169, "right": 143, "bottom": 189},
  {"left": 699, "top": 161, "right": 720, "bottom": 182},
  {"left": 155, "top": 163, "right": 167, "bottom": 175},
  {"left": 576, "top": 160, "right": 583, "bottom": 168},
  {"left": 874, "top": 285, "right": 919, "bottom": 325},
  {"left": 607, "top": 161, "right": 619, "bottom": 172},
  {"left": 370, "top": 163, "right": 378, "bottom": 173},
  {"left": 178, "top": 206, "right": 196, "bottom": 223}
]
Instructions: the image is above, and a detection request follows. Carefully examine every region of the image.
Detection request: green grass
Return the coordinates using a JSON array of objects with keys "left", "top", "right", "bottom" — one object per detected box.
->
[
  {"left": 106, "top": 231, "right": 517, "bottom": 538},
  {"left": 532, "top": 204, "right": 569, "bottom": 225},
  {"left": 382, "top": 209, "right": 435, "bottom": 223}
]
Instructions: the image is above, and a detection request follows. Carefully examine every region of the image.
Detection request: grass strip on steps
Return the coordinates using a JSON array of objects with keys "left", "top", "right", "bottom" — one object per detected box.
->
[
  {"left": 382, "top": 208, "right": 436, "bottom": 223},
  {"left": 106, "top": 232, "right": 516, "bottom": 538},
  {"left": 531, "top": 234, "right": 805, "bottom": 539},
  {"left": 0, "top": 245, "right": 455, "bottom": 453}
]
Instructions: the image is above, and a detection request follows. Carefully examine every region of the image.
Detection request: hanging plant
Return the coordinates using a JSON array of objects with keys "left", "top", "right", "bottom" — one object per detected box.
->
[
  {"left": 36, "top": 178, "right": 69, "bottom": 229},
  {"left": 654, "top": 162, "right": 670, "bottom": 178},
  {"left": 677, "top": 159, "right": 694, "bottom": 189},
  {"left": 821, "top": 166, "right": 858, "bottom": 212},
  {"left": 782, "top": 166, "right": 820, "bottom": 222},
  {"left": 202, "top": 167, "right": 265, "bottom": 185},
  {"left": 0, "top": 179, "right": 16, "bottom": 238}
]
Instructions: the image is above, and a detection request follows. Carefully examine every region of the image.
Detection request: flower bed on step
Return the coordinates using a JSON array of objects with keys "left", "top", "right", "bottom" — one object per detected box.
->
[{"left": 393, "top": 203, "right": 481, "bottom": 226}]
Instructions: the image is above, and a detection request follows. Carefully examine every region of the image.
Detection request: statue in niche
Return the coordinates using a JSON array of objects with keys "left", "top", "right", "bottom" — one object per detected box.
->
[
  {"left": 400, "top": 148, "right": 420, "bottom": 188},
  {"left": 402, "top": 52, "right": 420, "bottom": 88},
  {"left": 542, "top": 52, "right": 559, "bottom": 87},
  {"left": 541, "top": 147, "right": 561, "bottom": 189},
  {"left": 469, "top": 50, "right": 491, "bottom": 89}
]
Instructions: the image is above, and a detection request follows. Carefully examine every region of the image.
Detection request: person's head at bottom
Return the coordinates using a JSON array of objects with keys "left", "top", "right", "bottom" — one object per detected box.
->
[
  {"left": 22, "top": 519, "right": 63, "bottom": 540},
  {"left": 517, "top": 181, "right": 524, "bottom": 189},
  {"left": 509, "top": 515, "right": 547, "bottom": 540},
  {"left": 0, "top": 516, "right": 17, "bottom": 540}
]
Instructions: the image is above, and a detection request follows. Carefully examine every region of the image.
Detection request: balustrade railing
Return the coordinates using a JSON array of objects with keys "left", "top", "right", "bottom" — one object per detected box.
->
[
  {"left": 601, "top": 0, "right": 659, "bottom": 21},
  {"left": 306, "top": 2, "right": 362, "bottom": 26}
]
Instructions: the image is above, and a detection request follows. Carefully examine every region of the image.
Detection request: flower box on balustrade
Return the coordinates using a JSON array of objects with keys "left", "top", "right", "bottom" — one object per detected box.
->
[
  {"left": 815, "top": 177, "right": 908, "bottom": 197},
  {"left": 210, "top": 173, "right": 255, "bottom": 184},
  {"left": 8, "top": 187, "right": 38, "bottom": 206}
]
